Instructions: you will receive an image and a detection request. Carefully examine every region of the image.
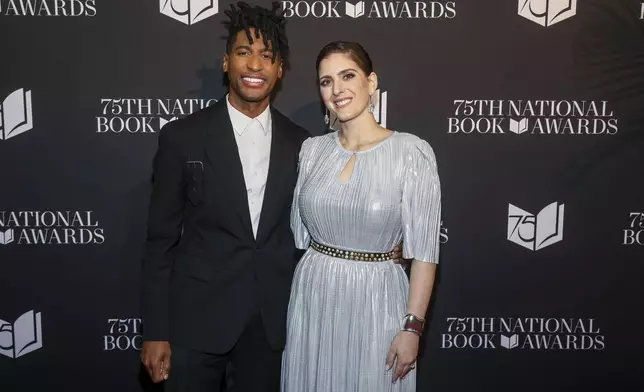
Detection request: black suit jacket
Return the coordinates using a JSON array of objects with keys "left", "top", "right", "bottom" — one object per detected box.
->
[{"left": 141, "top": 98, "right": 309, "bottom": 353}]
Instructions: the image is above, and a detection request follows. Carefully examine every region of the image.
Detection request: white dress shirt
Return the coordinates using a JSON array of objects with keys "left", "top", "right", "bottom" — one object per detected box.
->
[{"left": 226, "top": 94, "right": 272, "bottom": 239}]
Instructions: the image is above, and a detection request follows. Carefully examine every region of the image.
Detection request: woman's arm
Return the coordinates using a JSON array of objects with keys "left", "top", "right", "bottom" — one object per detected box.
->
[
  {"left": 386, "top": 260, "right": 437, "bottom": 383},
  {"left": 407, "top": 260, "right": 437, "bottom": 322},
  {"left": 387, "top": 137, "right": 441, "bottom": 383}
]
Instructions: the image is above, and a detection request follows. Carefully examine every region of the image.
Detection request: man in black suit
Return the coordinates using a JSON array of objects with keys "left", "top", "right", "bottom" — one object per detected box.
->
[{"left": 140, "top": 3, "right": 307, "bottom": 391}]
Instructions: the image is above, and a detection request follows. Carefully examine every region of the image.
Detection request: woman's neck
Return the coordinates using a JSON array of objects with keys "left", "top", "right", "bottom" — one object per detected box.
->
[{"left": 339, "top": 113, "right": 384, "bottom": 151}]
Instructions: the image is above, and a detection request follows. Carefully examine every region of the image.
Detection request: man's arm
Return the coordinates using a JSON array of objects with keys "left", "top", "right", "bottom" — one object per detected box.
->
[
  {"left": 141, "top": 123, "right": 185, "bottom": 340},
  {"left": 140, "top": 123, "right": 185, "bottom": 382}
]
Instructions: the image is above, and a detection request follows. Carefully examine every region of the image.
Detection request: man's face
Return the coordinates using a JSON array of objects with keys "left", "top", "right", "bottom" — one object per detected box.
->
[{"left": 223, "top": 28, "right": 283, "bottom": 103}]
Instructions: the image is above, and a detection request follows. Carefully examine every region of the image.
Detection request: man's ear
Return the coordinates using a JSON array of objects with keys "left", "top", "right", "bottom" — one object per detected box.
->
[{"left": 223, "top": 53, "right": 229, "bottom": 73}]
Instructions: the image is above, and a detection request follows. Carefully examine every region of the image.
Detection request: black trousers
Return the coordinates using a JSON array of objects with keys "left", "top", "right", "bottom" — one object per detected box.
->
[{"left": 165, "top": 310, "right": 282, "bottom": 392}]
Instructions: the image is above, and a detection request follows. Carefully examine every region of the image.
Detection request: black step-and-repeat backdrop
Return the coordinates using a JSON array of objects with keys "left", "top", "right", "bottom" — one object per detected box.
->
[{"left": 1, "top": 0, "right": 643, "bottom": 390}]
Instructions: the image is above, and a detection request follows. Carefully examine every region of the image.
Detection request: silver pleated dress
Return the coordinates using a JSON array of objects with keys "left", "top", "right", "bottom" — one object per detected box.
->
[{"left": 281, "top": 131, "right": 441, "bottom": 392}]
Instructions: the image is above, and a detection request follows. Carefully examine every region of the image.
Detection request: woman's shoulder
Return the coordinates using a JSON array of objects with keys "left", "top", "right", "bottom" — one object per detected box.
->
[
  {"left": 390, "top": 131, "right": 436, "bottom": 158},
  {"left": 302, "top": 131, "right": 337, "bottom": 150},
  {"left": 300, "top": 131, "right": 337, "bottom": 157}
]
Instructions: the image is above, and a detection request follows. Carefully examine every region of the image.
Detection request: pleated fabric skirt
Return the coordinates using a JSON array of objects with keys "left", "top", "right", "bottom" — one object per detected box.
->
[{"left": 281, "top": 248, "right": 416, "bottom": 392}]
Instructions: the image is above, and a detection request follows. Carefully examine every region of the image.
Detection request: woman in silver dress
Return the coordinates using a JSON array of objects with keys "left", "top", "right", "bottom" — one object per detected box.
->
[{"left": 281, "top": 41, "right": 441, "bottom": 392}]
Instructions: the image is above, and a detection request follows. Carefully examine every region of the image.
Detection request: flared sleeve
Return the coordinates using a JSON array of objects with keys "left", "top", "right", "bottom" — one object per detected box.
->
[{"left": 401, "top": 138, "right": 442, "bottom": 263}]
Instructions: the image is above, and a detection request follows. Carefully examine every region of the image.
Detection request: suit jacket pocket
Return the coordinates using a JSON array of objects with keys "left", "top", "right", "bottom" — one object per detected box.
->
[
  {"left": 184, "top": 161, "right": 204, "bottom": 206},
  {"left": 172, "top": 255, "right": 212, "bottom": 282}
]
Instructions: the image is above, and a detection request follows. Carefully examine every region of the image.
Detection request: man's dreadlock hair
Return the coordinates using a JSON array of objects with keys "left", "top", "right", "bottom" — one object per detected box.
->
[{"left": 223, "top": 1, "right": 290, "bottom": 68}]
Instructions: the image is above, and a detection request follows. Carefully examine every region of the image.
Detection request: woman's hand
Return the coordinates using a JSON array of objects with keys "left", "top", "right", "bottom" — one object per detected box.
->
[{"left": 385, "top": 331, "right": 419, "bottom": 383}]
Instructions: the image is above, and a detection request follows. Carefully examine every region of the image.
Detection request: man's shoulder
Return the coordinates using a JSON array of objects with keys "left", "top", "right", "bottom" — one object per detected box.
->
[
  {"left": 271, "top": 107, "right": 311, "bottom": 144},
  {"left": 158, "top": 101, "right": 221, "bottom": 142}
]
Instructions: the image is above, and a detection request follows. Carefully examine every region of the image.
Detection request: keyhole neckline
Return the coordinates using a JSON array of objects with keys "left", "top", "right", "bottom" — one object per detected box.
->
[{"left": 333, "top": 130, "right": 397, "bottom": 155}]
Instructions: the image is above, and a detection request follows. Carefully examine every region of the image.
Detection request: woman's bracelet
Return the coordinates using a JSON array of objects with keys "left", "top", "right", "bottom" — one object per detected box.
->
[{"left": 401, "top": 313, "right": 425, "bottom": 336}]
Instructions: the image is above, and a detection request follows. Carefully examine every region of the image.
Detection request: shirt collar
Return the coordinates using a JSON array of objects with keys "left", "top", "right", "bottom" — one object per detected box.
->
[{"left": 226, "top": 93, "right": 272, "bottom": 136}]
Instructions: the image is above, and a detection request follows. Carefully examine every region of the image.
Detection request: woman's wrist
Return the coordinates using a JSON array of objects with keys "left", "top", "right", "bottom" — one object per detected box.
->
[{"left": 401, "top": 313, "right": 425, "bottom": 336}]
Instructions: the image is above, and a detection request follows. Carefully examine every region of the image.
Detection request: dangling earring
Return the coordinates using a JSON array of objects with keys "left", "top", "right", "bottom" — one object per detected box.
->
[
  {"left": 368, "top": 94, "right": 375, "bottom": 113},
  {"left": 324, "top": 108, "right": 330, "bottom": 125}
]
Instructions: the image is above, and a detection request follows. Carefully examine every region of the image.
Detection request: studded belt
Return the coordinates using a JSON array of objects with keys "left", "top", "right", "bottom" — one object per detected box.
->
[{"left": 309, "top": 239, "right": 394, "bottom": 262}]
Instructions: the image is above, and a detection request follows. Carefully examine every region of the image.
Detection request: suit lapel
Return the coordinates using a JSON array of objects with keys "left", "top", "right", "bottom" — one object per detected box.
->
[
  {"left": 256, "top": 109, "right": 290, "bottom": 244},
  {"left": 204, "top": 100, "right": 254, "bottom": 240}
]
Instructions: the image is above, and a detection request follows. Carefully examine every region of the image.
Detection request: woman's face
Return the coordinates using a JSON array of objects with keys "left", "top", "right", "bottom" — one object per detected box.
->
[{"left": 318, "top": 53, "right": 376, "bottom": 125}]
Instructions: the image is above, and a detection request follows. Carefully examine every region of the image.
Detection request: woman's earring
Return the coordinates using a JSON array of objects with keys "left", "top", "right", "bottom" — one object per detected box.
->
[
  {"left": 324, "top": 108, "right": 330, "bottom": 125},
  {"left": 368, "top": 94, "right": 375, "bottom": 113}
]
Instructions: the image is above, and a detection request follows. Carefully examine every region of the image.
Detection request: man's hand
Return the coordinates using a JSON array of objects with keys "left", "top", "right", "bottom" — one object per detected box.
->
[
  {"left": 392, "top": 243, "right": 411, "bottom": 270},
  {"left": 141, "top": 341, "right": 171, "bottom": 383}
]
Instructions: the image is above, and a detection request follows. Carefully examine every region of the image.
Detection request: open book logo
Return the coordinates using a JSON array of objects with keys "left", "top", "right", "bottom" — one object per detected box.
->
[
  {"left": 0, "top": 229, "right": 14, "bottom": 245},
  {"left": 518, "top": 0, "right": 577, "bottom": 27},
  {"left": 160, "top": 0, "right": 219, "bottom": 25},
  {"left": 0, "top": 88, "right": 33, "bottom": 141},
  {"left": 0, "top": 310, "right": 43, "bottom": 359},
  {"left": 500, "top": 334, "right": 519, "bottom": 349},
  {"left": 508, "top": 202, "right": 565, "bottom": 251},
  {"left": 509, "top": 118, "right": 529, "bottom": 134},
  {"left": 159, "top": 116, "right": 178, "bottom": 129},
  {"left": 345, "top": 1, "right": 365, "bottom": 18},
  {"left": 329, "top": 89, "right": 387, "bottom": 130}
]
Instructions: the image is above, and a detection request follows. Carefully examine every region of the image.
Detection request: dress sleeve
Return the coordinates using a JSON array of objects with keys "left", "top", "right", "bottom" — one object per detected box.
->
[
  {"left": 401, "top": 139, "right": 442, "bottom": 263},
  {"left": 291, "top": 137, "right": 313, "bottom": 249}
]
